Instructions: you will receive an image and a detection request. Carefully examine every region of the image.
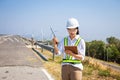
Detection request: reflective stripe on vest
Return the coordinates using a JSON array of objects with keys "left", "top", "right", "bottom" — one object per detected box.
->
[
  {"left": 63, "top": 37, "right": 81, "bottom": 63},
  {"left": 62, "top": 59, "right": 81, "bottom": 63}
]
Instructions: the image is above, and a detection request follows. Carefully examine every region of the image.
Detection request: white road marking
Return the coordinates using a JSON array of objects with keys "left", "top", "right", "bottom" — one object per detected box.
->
[
  {"left": 7, "top": 38, "right": 14, "bottom": 43},
  {"left": 41, "top": 68, "right": 54, "bottom": 80},
  {"left": 14, "top": 37, "right": 19, "bottom": 42},
  {"left": 0, "top": 37, "right": 7, "bottom": 44}
]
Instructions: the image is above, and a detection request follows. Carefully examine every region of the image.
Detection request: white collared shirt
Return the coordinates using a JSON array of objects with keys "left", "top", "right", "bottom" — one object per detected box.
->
[{"left": 56, "top": 35, "right": 86, "bottom": 70}]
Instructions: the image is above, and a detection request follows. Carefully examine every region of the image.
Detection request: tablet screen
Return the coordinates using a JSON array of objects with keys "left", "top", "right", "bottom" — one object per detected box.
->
[{"left": 64, "top": 46, "right": 78, "bottom": 54}]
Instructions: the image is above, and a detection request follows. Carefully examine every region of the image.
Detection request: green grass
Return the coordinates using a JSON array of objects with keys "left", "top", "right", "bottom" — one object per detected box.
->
[
  {"left": 83, "top": 64, "right": 94, "bottom": 75},
  {"left": 98, "top": 69, "right": 110, "bottom": 77}
]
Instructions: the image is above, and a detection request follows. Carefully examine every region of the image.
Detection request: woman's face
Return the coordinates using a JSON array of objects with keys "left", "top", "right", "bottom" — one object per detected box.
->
[{"left": 67, "top": 28, "right": 77, "bottom": 38}]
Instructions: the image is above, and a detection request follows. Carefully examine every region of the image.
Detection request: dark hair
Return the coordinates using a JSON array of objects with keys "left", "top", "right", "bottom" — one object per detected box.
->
[{"left": 76, "top": 27, "right": 79, "bottom": 35}]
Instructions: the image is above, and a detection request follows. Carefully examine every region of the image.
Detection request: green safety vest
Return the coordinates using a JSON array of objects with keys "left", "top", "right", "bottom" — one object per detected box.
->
[{"left": 62, "top": 37, "right": 82, "bottom": 64}]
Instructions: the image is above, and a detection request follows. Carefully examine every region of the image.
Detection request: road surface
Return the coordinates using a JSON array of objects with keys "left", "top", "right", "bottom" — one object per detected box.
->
[{"left": 0, "top": 35, "right": 53, "bottom": 80}]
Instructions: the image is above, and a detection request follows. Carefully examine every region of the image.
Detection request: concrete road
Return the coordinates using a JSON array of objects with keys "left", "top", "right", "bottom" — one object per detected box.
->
[{"left": 0, "top": 35, "right": 53, "bottom": 80}]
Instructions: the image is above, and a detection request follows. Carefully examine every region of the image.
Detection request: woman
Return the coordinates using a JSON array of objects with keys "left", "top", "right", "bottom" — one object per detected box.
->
[{"left": 53, "top": 18, "right": 85, "bottom": 80}]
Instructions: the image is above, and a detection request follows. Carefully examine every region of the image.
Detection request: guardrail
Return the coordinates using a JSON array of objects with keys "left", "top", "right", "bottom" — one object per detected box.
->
[{"left": 35, "top": 42, "right": 55, "bottom": 60}]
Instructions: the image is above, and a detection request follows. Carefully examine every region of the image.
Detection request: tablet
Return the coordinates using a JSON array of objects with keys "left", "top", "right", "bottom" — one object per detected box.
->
[{"left": 64, "top": 46, "right": 78, "bottom": 54}]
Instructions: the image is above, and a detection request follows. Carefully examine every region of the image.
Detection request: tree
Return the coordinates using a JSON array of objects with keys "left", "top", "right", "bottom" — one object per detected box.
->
[
  {"left": 85, "top": 42, "right": 91, "bottom": 56},
  {"left": 85, "top": 36, "right": 120, "bottom": 64},
  {"left": 106, "top": 37, "right": 120, "bottom": 63},
  {"left": 107, "top": 36, "right": 120, "bottom": 52},
  {"left": 88, "top": 40, "right": 105, "bottom": 59},
  {"left": 106, "top": 44, "right": 120, "bottom": 62}
]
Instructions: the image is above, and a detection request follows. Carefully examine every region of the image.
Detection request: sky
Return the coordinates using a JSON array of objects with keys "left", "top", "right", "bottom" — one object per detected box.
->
[{"left": 0, "top": 0, "right": 120, "bottom": 42}]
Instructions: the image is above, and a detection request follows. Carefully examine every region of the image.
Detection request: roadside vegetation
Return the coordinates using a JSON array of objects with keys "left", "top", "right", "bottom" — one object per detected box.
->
[
  {"left": 35, "top": 48, "right": 120, "bottom": 80},
  {"left": 86, "top": 36, "right": 120, "bottom": 64}
]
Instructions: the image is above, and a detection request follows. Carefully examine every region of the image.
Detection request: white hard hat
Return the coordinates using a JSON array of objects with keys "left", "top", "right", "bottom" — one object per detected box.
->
[{"left": 66, "top": 18, "right": 79, "bottom": 29}]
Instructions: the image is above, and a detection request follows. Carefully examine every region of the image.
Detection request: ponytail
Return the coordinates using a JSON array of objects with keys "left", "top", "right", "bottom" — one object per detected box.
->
[{"left": 76, "top": 27, "right": 79, "bottom": 35}]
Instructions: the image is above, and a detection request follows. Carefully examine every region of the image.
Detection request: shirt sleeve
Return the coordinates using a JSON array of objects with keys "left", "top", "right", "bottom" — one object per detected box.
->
[
  {"left": 78, "top": 39, "right": 86, "bottom": 60},
  {"left": 55, "top": 39, "right": 64, "bottom": 55}
]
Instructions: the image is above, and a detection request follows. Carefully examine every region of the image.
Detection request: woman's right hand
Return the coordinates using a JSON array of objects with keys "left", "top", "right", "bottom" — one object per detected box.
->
[{"left": 52, "top": 37, "right": 59, "bottom": 45}]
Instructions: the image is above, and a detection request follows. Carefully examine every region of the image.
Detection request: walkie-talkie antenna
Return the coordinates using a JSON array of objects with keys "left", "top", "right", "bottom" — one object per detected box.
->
[{"left": 50, "top": 26, "right": 56, "bottom": 37}]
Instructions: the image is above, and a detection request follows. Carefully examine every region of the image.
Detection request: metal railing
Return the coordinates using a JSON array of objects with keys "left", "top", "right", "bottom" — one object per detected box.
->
[{"left": 35, "top": 42, "right": 55, "bottom": 60}]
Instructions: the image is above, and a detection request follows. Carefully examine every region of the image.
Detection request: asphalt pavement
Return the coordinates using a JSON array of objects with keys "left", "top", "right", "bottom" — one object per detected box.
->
[{"left": 0, "top": 35, "right": 54, "bottom": 80}]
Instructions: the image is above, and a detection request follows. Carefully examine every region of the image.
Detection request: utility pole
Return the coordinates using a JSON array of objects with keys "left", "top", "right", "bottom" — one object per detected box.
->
[
  {"left": 107, "top": 48, "right": 108, "bottom": 62},
  {"left": 104, "top": 44, "right": 106, "bottom": 61}
]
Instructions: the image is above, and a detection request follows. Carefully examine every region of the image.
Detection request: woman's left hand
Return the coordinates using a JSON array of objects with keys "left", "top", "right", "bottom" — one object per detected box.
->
[
  {"left": 65, "top": 50, "right": 73, "bottom": 56},
  {"left": 65, "top": 50, "right": 83, "bottom": 60}
]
